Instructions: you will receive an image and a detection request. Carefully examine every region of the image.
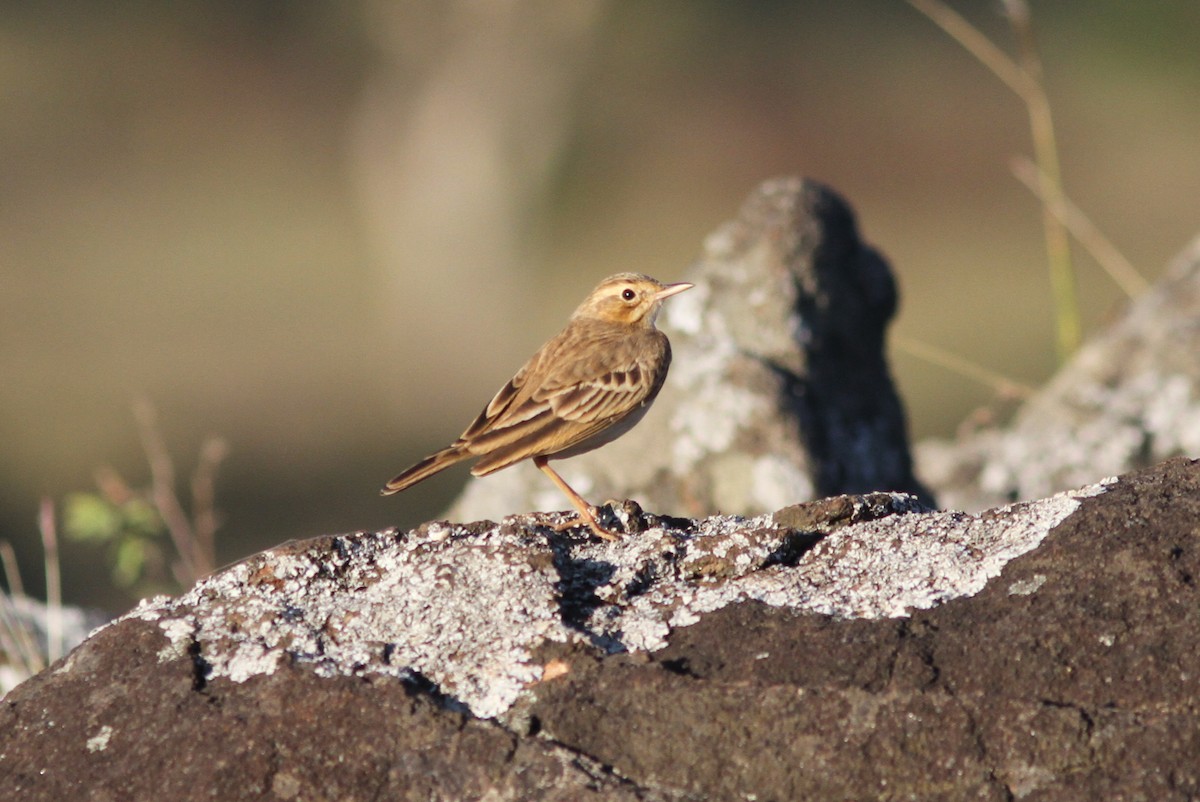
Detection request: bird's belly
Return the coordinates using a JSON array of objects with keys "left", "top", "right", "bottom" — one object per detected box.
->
[{"left": 547, "top": 403, "right": 652, "bottom": 461}]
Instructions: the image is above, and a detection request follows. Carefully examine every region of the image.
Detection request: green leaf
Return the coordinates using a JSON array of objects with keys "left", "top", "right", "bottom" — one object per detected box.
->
[
  {"left": 122, "top": 498, "right": 164, "bottom": 539},
  {"left": 63, "top": 493, "right": 121, "bottom": 543},
  {"left": 112, "top": 538, "right": 148, "bottom": 588}
]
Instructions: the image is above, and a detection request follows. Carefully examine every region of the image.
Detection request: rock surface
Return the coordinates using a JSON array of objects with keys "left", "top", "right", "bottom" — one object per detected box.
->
[
  {"left": 920, "top": 235, "right": 1200, "bottom": 511},
  {"left": 450, "top": 177, "right": 930, "bottom": 524},
  {"left": 6, "top": 458, "right": 1200, "bottom": 800}
]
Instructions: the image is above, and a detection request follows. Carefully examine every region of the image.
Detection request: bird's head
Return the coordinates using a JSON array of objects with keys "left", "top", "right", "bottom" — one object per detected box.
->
[{"left": 571, "top": 273, "right": 693, "bottom": 328}]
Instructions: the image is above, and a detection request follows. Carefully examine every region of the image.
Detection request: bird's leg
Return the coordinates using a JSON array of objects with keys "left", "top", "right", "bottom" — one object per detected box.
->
[{"left": 534, "top": 457, "right": 619, "bottom": 541}]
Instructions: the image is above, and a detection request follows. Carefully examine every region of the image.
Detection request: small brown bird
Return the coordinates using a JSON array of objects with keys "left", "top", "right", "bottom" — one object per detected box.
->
[{"left": 381, "top": 272, "right": 693, "bottom": 540}]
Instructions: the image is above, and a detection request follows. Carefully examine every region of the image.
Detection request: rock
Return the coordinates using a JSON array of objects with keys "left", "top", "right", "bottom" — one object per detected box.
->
[
  {"left": 7, "top": 457, "right": 1200, "bottom": 800},
  {"left": 919, "top": 235, "right": 1200, "bottom": 511},
  {"left": 449, "top": 177, "right": 931, "bottom": 524}
]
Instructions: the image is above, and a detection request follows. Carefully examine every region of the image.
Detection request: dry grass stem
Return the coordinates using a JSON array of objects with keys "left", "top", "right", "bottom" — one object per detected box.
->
[
  {"left": 0, "top": 589, "right": 44, "bottom": 679},
  {"left": 38, "top": 497, "right": 63, "bottom": 664},
  {"left": 0, "top": 540, "right": 44, "bottom": 679},
  {"left": 894, "top": 335, "right": 1036, "bottom": 400},
  {"left": 191, "top": 437, "right": 229, "bottom": 578},
  {"left": 1011, "top": 156, "right": 1148, "bottom": 298},
  {"left": 906, "top": 0, "right": 1033, "bottom": 98},
  {"left": 133, "top": 397, "right": 199, "bottom": 584},
  {"left": 1003, "top": 0, "right": 1079, "bottom": 359},
  {"left": 908, "top": 0, "right": 1081, "bottom": 360},
  {"left": 0, "top": 541, "right": 25, "bottom": 599}
]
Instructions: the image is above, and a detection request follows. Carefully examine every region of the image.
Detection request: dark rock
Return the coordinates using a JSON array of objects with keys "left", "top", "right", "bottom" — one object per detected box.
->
[
  {"left": 529, "top": 457, "right": 1200, "bottom": 801},
  {"left": 9, "top": 459, "right": 1200, "bottom": 799},
  {"left": 450, "top": 177, "right": 931, "bottom": 524},
  {"left": 0, "top": 619, "right": 653, "bottom": 801},
  {"left": 920, "top": 235, "right": 1200, "bottom": 511}
]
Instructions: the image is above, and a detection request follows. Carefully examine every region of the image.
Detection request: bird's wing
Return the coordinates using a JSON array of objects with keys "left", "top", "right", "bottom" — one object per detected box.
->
[
  {"left": 458, "top": 355, "right": 549, "bottom": 443},
  {"left": 540, "top": 358, "right": 653, "bottom": 422},
  {"left": 457, "top": 326, "right": 665, "bottom": 456}
]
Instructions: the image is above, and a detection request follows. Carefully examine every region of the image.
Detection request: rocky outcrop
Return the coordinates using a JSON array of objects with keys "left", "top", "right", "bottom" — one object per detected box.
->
[{"left": 5, "top": 458, "right": 1200, "bottom": 800}]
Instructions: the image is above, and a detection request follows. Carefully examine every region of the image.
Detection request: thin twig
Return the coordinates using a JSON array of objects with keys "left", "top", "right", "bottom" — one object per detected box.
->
[
  {"left": 190, "top": 437, "right": 229, "bottom": 577},
  {"left": 893, "top": 335, "right": 1036, "bottom": 400},
  {"left": 38, "top": 497, "right": 62, "bottom": 664},
  {"left": 0, "top": 540, "right": 25, "bottom": 599},
  {"left": 133, "top": 398, "right": 198, "bottom": 584},
  {"left": 1010, "top": 156, "right": 1148, "bottom": 298}
]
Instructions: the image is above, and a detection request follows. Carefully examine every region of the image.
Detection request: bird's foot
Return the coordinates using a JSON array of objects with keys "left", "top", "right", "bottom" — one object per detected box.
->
[{"left": 551, "top": 507, "right": 620, "bottom": 541}]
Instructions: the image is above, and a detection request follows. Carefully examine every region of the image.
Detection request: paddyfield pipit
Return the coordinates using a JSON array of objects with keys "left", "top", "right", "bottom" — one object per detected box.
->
[{"left": 381, "top": 273, "right": 693, "bottom": 540}]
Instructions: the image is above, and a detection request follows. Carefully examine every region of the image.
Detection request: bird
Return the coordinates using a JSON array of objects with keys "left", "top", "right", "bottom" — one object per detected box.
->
[{"left": 381, "top": 272, "right": 693, "bottom": 540}]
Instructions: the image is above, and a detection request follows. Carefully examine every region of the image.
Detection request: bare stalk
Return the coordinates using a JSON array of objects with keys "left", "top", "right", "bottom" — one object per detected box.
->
[
  {"left": 908, "top": 0, "right": 1081, "bottom": 360},
  {"left": 893, "top": 335, "right": 1035, "bottom": 400},
  {"left": 190, "top": 437, "right": 229, "bottom": 577},
  {"left": 0, "top": 589, "right": 43, "bottom": 679},
  {"left": 133, "top": 398, "right": 199, "bottom": 584},
  {"left": 0, "top": 540, "right": 25, "bottom": 599},
  {"left": 1011, "top": 156, "right": 1147, "bottom": 298},
  {"left": 1003, "top": 0, "right": 1079, "bottom": 359},
  {"left": 906, "top": 0, "right": 1033, "bottom": 97},
  {"left": 0, "top": 543, "right": 43, "bottom": 678},
  {"left": 38, "top": 497, "right": 63, "bottom": 664}
]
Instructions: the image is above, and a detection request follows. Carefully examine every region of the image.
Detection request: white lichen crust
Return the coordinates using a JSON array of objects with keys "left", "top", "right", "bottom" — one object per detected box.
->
[{"left": 118, "top": 481, "right": 1109, "bottom": 719}]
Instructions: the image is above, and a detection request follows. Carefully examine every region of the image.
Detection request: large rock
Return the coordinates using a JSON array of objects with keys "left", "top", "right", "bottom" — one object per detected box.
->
[
  {"left": 5, "top": 457, "right": 1200, "bottom": 800},
  {"left": 450, "top": 177, "right": 930, "bottom": 524},
  {"left": 920, "top": 235, "right": 1200, "bottom": 510}
]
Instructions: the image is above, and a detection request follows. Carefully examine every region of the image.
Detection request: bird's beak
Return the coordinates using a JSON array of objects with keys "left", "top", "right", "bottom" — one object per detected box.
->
[{"left": 654, "top": 282, "right": 694, "bottom": 301}]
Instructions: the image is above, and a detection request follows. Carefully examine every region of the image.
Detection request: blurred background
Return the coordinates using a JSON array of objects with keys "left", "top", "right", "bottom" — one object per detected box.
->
[{"left": 2, "top": 1, "right": 1198, "bottom": 612}]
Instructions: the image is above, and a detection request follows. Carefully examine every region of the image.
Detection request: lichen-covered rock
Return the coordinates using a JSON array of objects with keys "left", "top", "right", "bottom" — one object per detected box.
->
[
  {"left": 92, "top": 492, "right": 941, "bottom": 722},
  {"left": 34, "top": 481, "right": 1093, "bottom": 729},
  {"left": 450, "top": 177, "right": 930, "bottom": 524},
  {"left": 16, "top": 456, "right": 1200, "bottom": 800}
]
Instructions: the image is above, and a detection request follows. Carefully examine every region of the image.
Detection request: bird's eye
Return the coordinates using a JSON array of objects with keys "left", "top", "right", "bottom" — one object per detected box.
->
[{"left": 621, "top": 288, "right": 636, "bottom": 301}]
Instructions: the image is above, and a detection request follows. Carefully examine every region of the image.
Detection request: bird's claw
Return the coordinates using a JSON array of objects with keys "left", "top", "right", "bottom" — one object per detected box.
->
[{"left": 551, "top": 508, "right": 621, "bottom": 541}]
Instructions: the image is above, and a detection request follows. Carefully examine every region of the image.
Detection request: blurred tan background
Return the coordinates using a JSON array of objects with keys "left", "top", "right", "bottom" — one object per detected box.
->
[{"left": 3, "top": 1, "right": 1198, "bottom": 611}]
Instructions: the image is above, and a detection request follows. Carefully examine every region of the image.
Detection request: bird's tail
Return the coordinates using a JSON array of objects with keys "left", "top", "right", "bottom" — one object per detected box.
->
[{"left": 380, "top": 445, "right": 470, "bottom": 495}]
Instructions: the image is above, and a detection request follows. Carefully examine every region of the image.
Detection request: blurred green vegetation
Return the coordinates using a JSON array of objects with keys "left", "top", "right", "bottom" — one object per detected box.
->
[
  {"left": 1, "top": 1, "right": 1197, "bottom": 612},
  {"left": 64, "top": 492, "right": 164, "bottom": 589}
]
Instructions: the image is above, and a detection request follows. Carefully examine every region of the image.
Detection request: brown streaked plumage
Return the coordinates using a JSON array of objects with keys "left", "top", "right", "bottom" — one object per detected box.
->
[{"left": 381, "top": 272, "right": 693, "bottom": 540}]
